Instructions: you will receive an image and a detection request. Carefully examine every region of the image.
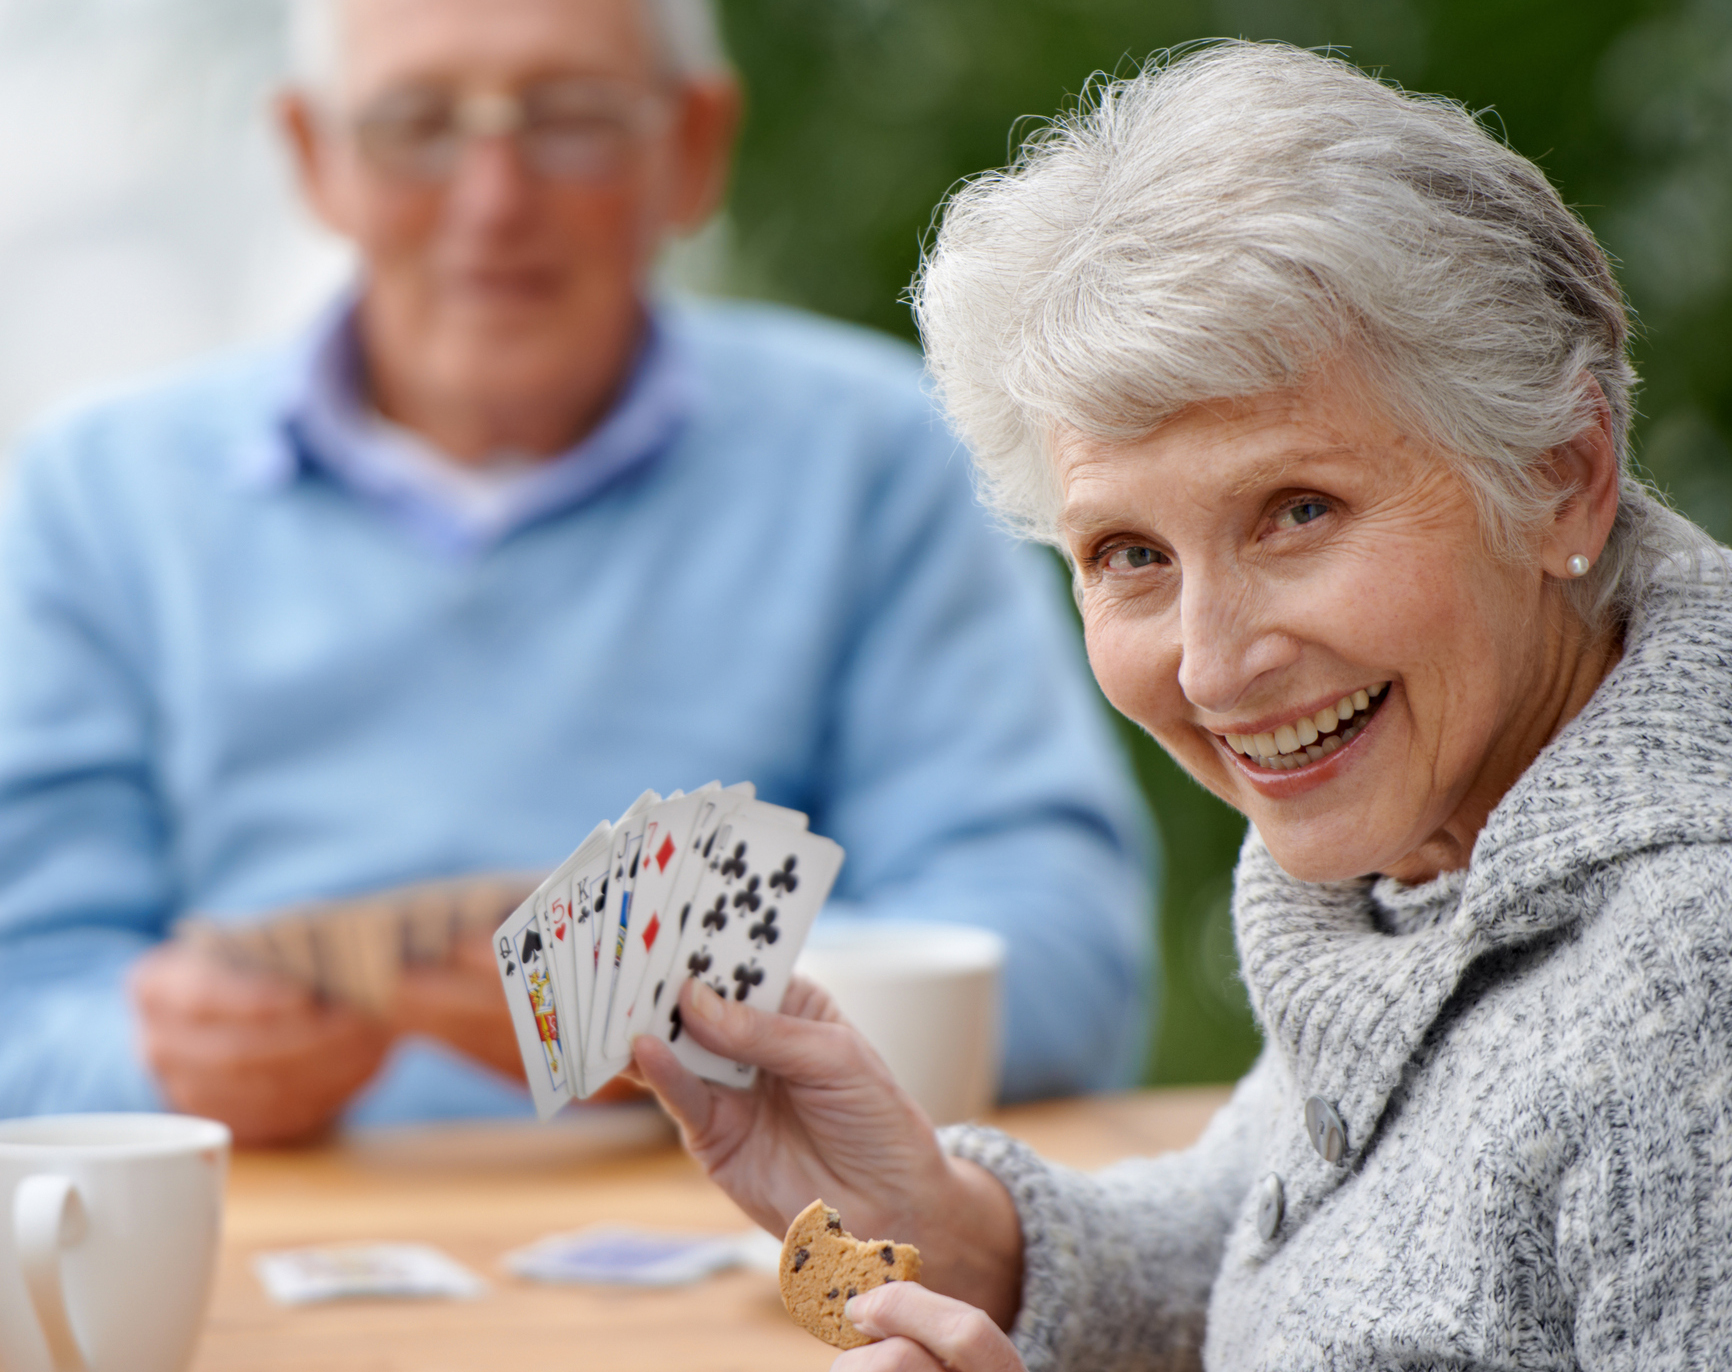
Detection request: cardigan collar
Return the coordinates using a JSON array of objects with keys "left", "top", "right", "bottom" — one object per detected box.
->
[{"left": 1234, "top": 566, "right": 1732, "bottom": 1166}]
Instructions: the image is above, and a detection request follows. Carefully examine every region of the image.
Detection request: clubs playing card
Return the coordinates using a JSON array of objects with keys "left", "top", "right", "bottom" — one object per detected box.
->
[
  {"left": 625, "top": 790, "right": 801, "bottom": 1052},
  {"left": 494, "top": 892, "right": 573, "bottom": 1119},
  {"left": 490, "top": 781, "right": 843, "bottom": 1116},
  {"left": 646, "top": 809, "right": 843, "bottom": 1087}
]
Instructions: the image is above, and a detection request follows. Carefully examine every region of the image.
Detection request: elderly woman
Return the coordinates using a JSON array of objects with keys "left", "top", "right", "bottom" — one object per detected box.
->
[{"left": 630, "top": 42, "right": 1732, "bottom": 1370}]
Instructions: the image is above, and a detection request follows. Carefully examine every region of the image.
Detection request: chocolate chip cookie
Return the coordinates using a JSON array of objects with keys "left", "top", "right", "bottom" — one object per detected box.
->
[{"left": 778, "top": 1199, "right": 923, "bottom": 1349}]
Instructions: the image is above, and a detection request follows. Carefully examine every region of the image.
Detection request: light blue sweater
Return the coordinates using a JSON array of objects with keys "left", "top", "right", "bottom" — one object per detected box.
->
[{"left": 0, "top": 300, "right": 1156, "bottom": 1124}]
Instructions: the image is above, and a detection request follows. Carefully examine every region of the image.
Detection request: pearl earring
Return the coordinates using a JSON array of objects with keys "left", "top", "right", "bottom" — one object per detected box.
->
[{"left": 1566, "top": 554, "right": 1591, "bottom": 578}]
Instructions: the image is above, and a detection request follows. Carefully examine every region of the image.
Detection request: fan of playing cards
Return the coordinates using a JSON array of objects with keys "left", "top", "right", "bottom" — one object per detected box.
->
[
  {"left": 174, "top": 874, "right": 540, "bottom": 1017},
  {"left": 495, "top": 782, "right": 845, "bottom": 1119}
]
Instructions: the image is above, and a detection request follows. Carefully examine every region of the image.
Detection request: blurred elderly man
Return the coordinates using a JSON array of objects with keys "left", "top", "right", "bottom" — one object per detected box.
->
[{"left": 0, "top": 0, "right": 1153, "bottom": 1143}]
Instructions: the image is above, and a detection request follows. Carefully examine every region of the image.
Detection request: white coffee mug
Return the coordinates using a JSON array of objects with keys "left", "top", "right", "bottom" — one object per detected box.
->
[
  {"left": 0, "top": 1114, "right": 230, "bottom": 1372},
  {"left": 796, "top": 921, "right": 1005, "bottom": 1126}
]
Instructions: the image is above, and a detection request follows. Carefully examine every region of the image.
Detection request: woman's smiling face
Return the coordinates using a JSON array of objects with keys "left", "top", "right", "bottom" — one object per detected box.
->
[{"left": 1060, "top": 371, "right": 1578, "bottom": 884}]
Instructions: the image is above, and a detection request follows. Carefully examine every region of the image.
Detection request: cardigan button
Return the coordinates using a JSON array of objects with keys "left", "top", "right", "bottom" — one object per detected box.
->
[
  {"left": 1255, "top": 1172, "right": 1284, "bottom": 1240},
  {"left": 1304, "top": 1095, "right": 1347, "bottom": 1164}
]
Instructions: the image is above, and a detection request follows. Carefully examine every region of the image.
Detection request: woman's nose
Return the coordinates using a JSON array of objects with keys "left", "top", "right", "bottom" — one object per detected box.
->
[{"left": 1175, "top": 566, "right": 1296, "bottom": 715}]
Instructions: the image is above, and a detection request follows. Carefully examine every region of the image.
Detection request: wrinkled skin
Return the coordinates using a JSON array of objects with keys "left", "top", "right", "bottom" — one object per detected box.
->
[
  {"left": 631, "top": 978, "right": 1025, "bottom": 1362},
  {"left": 633, "top": 365, "right": 1625, "bottom": 1370}
]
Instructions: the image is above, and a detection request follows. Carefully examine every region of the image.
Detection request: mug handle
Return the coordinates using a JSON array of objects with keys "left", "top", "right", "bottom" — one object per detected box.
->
[{"left": 13, "top": 1173, "right": 90, "bottom": 1372}]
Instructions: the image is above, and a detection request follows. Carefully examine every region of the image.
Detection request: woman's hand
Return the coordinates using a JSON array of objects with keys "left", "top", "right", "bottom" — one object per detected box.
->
[
  {"left": 631, "top": 976, "right": 1024, "bottom": 1325},
  {"left": 836, "top": 1284, "right": 1026, "bottom": 1372}
]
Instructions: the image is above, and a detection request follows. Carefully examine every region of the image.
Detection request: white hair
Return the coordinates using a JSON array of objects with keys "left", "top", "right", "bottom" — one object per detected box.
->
[
  {"left": 912, "top": 41, "right": 1718, "bottom": 628},
  {"left": 288, "top": 0, "right": 729, "bottom": 92}
]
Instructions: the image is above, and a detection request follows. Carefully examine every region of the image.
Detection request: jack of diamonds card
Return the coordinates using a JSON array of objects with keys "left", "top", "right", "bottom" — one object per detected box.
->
[
  {"left": 493, "top": 896, "right": 572, "bottom": 1119},
  {"left": 584, "top": 803, "right": 655, "bottom": 1089},
  {"left": 649, "top": 814, "right": 843, "bottom": 1087},
  {"left": 591, "top": 790, "right": 658, "bottom": 989}
]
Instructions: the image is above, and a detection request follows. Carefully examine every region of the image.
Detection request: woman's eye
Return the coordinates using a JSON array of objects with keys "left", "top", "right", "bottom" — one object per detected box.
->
[
  {"left": 1274, "top": 500, "right": 1330, "bottom": 530},
  {"left": 1102, "top": 545, "right": 1167, "bottom": 571}
]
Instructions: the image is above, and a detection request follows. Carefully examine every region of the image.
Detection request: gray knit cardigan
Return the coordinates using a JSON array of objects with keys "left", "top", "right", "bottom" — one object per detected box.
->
[{"left": 946, "top": 571, "right": 1732, "bottom": 1370}]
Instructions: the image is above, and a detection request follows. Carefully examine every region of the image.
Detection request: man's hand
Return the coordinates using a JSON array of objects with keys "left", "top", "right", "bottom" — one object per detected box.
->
[
  {"left": 389, "top": 930, "right": 525, "bottom": 1081},
  {"left": 390, "top": 931, "right": 644, "bottom": 1101},
  {"left": 837, "top": 1284, "right": 1027, "bottom": 1372},
  {"left": 129, "top": 943, "right": 391, "bottom": 1147},
  {"left": 631, "top": 977, "right": 1024, "bottom": 1327}
]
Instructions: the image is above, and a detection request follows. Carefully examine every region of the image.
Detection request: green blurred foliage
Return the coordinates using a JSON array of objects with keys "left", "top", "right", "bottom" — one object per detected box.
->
[{"left": 709, "top": 0, "right": 1732, "bottom": 1085}]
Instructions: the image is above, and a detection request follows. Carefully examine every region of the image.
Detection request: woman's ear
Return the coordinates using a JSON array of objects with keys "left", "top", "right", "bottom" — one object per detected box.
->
[{"left": 1540, "top": 375, "right": 1621, "bottom": 580}]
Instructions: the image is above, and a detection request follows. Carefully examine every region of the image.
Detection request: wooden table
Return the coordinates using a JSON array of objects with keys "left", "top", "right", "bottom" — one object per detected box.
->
[{"left": 194, "top": 1087, "right": 1229, "bottom": 1371}]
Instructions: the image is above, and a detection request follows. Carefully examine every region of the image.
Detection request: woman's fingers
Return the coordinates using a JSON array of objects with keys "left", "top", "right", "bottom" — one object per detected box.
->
[
  {"left": 676, "top": 979, "right": 878, "bottom": 1088},
  {"left": 780, "top": 973, "right": 848, "bottom": 1024},
  {"left": 831, "top": 1336, "right": 947, "bottom": 1371},
  {"left": 630, "top": 1033, "right": 718, "bottom": 1142},
  {"left": 843, "top": 1285, "right": 1025, "bottom": 1372}
]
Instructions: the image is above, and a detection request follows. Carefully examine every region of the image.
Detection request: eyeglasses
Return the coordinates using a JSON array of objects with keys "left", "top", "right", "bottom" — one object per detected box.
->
[{"left": 348, "top": 79, "right": 672, "bottom": 183}]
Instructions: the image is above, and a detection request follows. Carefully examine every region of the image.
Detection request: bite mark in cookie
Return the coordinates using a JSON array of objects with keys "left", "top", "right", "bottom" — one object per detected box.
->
[{"left": 778, "top": 1198, "right": 922, "bottom": 1349}]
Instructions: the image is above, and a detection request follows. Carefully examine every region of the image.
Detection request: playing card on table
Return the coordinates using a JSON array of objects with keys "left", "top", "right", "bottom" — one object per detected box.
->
[
  {"left": 494, "top": 892, "right": 574, "bottom": 1119},
  {"left": 502, "top": 1226, "right": 767, "bottom": 1286},
  {"left": 253, "top": 1243, "right": 485, "bottom": 1305},
  {"left": 647, "top": 808, "right": 843, "bottom": 1087}
]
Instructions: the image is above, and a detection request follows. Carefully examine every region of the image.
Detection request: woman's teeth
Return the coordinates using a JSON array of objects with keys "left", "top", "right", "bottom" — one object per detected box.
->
[{"left": 1224, "top": 683, "right": 1388, "bottom": 771}]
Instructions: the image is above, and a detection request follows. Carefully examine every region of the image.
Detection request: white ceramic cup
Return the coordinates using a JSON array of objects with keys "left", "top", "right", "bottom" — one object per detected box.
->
[
  {"left": 0, "top": 1114, "right": 230, "bottom": 1372},
  {"left": 796, "top": 921, "right": 1006, "bottom": 1126}
]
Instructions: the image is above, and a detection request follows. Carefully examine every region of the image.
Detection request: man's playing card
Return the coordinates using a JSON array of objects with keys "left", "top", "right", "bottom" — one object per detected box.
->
[
  {"left": 645, "top": 808, "right": 843, "bottom": 1087},
  {"left": 493, "top": 893, "right": 573, "bottom": 1119},
  {"left": 262, "top": 913, "right": 326, "bottom": 998}
]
